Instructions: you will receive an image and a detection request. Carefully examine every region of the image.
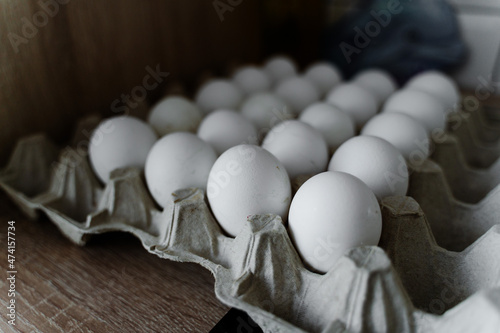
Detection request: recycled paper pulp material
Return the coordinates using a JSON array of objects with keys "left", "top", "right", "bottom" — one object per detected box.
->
[{"left": 1, "top": 116, "right": 500, "bottom": 333}]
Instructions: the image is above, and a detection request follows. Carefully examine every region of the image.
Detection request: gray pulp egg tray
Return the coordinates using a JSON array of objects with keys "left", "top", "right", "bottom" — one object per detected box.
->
[{"left": 1, "top": 113, "right": 500, "bottom": 333}]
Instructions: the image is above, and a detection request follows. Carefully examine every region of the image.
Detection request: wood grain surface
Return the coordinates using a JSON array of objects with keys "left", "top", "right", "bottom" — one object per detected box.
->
[
  {"left": 0, "top": 0, "right": 262, "bottom": 165},
  {"left": 0, "top": 192, "right": 229, "bottom": 332}
]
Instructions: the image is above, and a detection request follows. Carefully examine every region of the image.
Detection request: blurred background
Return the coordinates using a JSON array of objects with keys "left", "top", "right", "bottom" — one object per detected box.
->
[{"left": 1, "top": 0, "right": 499, "bottom": 163}]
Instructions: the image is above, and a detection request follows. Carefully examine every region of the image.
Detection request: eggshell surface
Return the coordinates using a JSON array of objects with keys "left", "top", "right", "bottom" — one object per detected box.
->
[
  {"left": 304, "top": 62, "right": 342, "bottom": 96},
  {"left": 361, "top": 112, "right": 430, "bottom": 162},
  {"left": 240, "top": 93, "right": 292, "bottom": 132},
  {"left": 195, "top": 79, "right": 243, "bottom": 113},
  {"left": 382, "top": 89, "right": 446, "bottom": 133},
  {"left": 147, "top": 96, "right": 202, "bottom": 136},
  {"left": 262, "top": 120, "right": 328, "bottom": 179},
  {"left": 232, "top": 66, "right": 271, "bottom": 95},
  {"left": 299, "top": 103, "right": 355, "bottom": 152},
  {"left": 207, "top": 145, "right": 291, "bottom": 237},
  {"left": 406, "top": 71, "right": 460, "bottom": 113},
  {"left": 89, "top": 116, "right": 158, "bottom": 184},
  {"left": 275, "top": 77, "right": 320, "bottom": 115},
  {"left": 288, "top": 171, "right": 382, "bottom": 273},
  {"left": 263, "top": 56, "right": 298, "bottom": 84},
  {"left": 145, "top": 132, "right": 217, "bottom": 208},
  {"left": 353, "top": 69, "right": 398, "bottom": 104},
  {"left": 328, "top": 136, "right": 409, "bottom": 199},
  {"left": 326, "top": 83, "right": 378, "bottom": 128},
  {"left": 197, "top": 110, "right": 258, "bottom": 155}
]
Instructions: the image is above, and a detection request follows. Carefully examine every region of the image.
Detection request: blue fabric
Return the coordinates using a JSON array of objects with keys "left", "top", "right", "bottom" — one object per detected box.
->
[{"left": 324, "top": 0, "right": 467, "bottom": 84}]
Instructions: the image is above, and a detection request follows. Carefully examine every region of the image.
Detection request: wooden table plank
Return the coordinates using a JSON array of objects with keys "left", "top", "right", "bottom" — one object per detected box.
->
[{"left": 0, "top": 192, "right": 229, "bottom": 332}]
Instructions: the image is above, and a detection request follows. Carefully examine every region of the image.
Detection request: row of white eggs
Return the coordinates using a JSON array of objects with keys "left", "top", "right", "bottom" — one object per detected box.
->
[{"left": 88, "top": 55, "right": 461, "bottom": 273}]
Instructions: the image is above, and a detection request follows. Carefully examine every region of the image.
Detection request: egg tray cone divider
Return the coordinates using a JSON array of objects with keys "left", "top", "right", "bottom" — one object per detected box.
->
[
  {"left": 447, "top": 111, "right": 500, "bottom": 168},
  {"left": 448, "top": 106, "right": 500, "bottom": 146},
  {"left": 431, "top": 135, "right": 500, "bottom": 203},
  {"left": 379, "top": 196, "right": 500, "bottom": 314},
  {"left": 408, "top": 159, "right": 500, "bottom": 252},
  {"left": 465, "top": 108, "right": 500, "bottom": 144},
  {"left": 0, "top": 134, "right": 60, "bottom": 219},
  {"left": 1, "top": 117, "right": 500, "bottom": 333}
]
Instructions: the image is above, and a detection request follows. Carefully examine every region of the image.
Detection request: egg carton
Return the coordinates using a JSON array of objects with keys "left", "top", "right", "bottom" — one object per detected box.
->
[
  {"left": 407, "top": 156, "right": 500, "bottom": 248},
  {"left": 447, "top": 110, "right": 500, "bottom": 168},
  {"left": 1, "top": 118, "right": 500, "bottom": 333},
  {"left": 430, "top": 134, "right": 500, "bottom": 204},
  {"left": 465, "top": 108, "right": 500, "bottom": 144}
]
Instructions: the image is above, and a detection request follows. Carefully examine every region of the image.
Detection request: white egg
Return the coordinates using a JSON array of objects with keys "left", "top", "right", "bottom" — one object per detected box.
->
[
  {"left": 382, "top": 89, "right": 446, "bottom": 133},
  {"left": 275, "top": 77, "right": 320, "bottom": 115},
  {"left": 147, "top": 96, "right": 202, "bottom": 136},
  {"left": 353, "top": 69, "right": 398, "bottom": 104},
  {"left": 361, "top": 112, "right": 430, "bottom": 163},
  {"left": 325, "top": 83, "right": 378, "bottom": 128},
  {"left": 263, "top": 55, "right": 298, "bottom": 84},
  {"left": 262, "top": 120, "right": 328, "bottom": 179},
  {"left": 145, "top": 132, "right": 217, "bottom": 208},
  {"left": 304, "top": 62, "right": 343, "bottom": 96},
  {"left": 89, "top": 116, "right": 158, "bottom": 184},
  {"left": 299, "top": 103, "right": 355, "bottom": 152},
  {"left": 240, "top": 93, "right": 293, "bottom": 132},
  {"left": 195, "top": 79, "right": 243, "bottom": 113},
  {"left": 232, "top": 66, "right": 271, "bottom": 95},
  {"left": 406, "top": 71, "right": 460, "bottom": 113},
  {"left": 288, "top": 171, "right": 382, "bottom": 273},
  {"left": 328, "top": 136, "right": 408, "bottom": 199},
  {"left": 207, "top": 145, "right": 291, "bottom": 237},
  {"left": 197, "top": 110, "right": 258, "bottom": 155}
]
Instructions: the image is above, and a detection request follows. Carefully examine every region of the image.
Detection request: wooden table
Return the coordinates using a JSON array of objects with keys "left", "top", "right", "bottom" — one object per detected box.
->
[{"left": 0, "top": 192, "right": 229, "bottom": 332}]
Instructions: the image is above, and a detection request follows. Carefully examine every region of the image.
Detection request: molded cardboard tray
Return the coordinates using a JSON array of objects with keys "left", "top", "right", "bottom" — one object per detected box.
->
[{"left": 1, "top": 117, "right": 499, "bottom": 333}]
